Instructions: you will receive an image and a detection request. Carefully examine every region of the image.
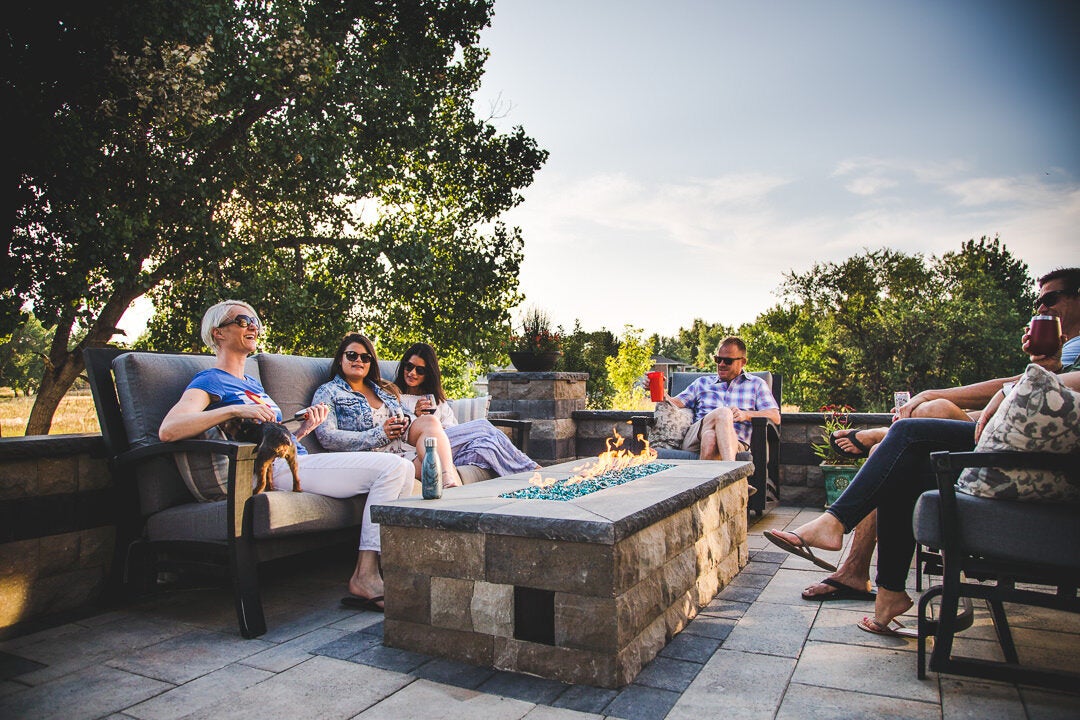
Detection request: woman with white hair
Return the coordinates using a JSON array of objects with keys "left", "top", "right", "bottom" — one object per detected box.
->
[{"left": 159, "top": 300, "right": 413, "bottom": 612}]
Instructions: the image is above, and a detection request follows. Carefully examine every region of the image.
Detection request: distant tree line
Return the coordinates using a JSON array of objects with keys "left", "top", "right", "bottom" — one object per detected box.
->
[{"left": 646, "top": 236, "right": 1035, "bottom": 412}]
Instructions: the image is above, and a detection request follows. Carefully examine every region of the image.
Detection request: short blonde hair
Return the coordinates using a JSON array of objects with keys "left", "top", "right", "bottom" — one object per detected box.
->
[{"left": 201, "top": 300, "right": 260, "bottom": 352}]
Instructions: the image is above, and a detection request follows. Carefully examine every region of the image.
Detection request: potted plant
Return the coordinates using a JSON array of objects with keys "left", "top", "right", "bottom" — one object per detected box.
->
[
  {"left": 811, "top": 404, "right": 865, "bottom": 507},
  {"left": 508, "top": 307, "right": 562, "bottom": 372}
]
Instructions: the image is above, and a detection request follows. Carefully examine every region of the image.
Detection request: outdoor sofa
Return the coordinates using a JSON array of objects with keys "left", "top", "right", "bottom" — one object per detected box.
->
[{"left": 85, "top": 348, "right": 529, "bottom": 638}]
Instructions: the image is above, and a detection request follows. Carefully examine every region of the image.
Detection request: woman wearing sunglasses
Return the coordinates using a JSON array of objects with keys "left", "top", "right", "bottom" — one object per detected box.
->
[
  {"left": 392, "top": 342, "right": 539, "bottom": 478},
  {"left": 159, "top": 301, "right": 414, "bottom": 611},
  {"left": 312, "top": 333, "right": 463, "bottom": 488}
]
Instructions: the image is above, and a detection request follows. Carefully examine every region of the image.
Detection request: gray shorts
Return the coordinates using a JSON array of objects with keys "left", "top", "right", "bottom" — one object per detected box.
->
[{"left": 681, "top": 418, "right": 751, "bottom": 453}]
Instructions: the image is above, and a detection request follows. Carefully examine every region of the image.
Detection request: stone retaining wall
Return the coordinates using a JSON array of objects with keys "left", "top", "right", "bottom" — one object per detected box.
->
[{"left": 0, "top": 434, "right": 116, "bottom": 637}]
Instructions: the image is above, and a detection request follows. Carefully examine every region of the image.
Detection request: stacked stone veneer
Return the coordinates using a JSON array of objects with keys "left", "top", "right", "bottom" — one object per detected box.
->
[
  {"left": 487, "top": 371, "right": 588, "bottom": 465},
  {"left": 373, "top": 459, "right": 752, "bottom": 688},
  {"left": 0, "top": 434, "right": 115, "bottom": 635}
]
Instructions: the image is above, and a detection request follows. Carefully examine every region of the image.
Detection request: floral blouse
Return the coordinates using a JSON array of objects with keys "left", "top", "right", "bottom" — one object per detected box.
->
[{"left": 312, "top": 375, "right": 413, "bottom": 452}]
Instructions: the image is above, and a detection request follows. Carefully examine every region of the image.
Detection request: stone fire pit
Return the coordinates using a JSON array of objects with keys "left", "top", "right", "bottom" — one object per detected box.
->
[{"left": 370, "top": 459, "right": 752, "bottom": 688}]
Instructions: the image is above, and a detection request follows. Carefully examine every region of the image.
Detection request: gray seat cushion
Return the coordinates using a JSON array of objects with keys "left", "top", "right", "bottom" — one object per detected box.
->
[
  {"left": 146, "top": 491, "right": 367, "bottom": 542},
  {"left": 914, "top": 490, "right": 1080, "bottom": 570}
]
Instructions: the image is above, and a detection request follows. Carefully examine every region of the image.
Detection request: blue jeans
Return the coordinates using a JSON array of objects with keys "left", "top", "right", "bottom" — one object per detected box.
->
[{"left": 825, "top": 418, "right": 975, "bottom": 592}]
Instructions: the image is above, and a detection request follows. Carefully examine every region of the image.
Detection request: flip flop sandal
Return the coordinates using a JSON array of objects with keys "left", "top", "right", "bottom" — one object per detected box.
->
[
  {"left": 801, "top": 577, "right": 877, "bottom": 602},
  {"left": 763, "top": 529, "right": 838, "bottom": 572},
  {"left": 857, "top": 616, "right": 917, "bottom": 638},
  {"left": 340, "top": 594, "right": 385, "bottom": 613},
  {"left": 829, "top": 429, "right": 871, "bottom": 459}
]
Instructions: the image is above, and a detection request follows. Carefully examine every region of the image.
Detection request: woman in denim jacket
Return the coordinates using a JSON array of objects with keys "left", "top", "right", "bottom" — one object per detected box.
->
[{"left": 313, "top": 333, "right": 462, "bottom": 487}]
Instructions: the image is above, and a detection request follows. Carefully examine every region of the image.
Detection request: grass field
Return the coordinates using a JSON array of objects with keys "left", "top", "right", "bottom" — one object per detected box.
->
[{"left": 0, "top": 390, "right": 101, "bottom": 437}]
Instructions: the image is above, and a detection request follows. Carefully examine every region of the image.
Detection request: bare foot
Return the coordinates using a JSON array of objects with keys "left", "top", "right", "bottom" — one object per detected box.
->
[
  {"left": 872, "top": 587, "right": 913, "bottom": 627},
  {"left": 833, "top": 427, "right": 886, "bottom": 456},
  {"left": 771, "top": 514, "right": 845, "bottom": 552}
]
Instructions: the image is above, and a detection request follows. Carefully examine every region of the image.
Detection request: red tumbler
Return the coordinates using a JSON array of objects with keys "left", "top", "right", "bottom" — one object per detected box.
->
[
  {"left": 647, "top": 371, "right": 665, "bottom": 402},
  {"left": 1027, "top": 315, "right": 1062, "bottom": 357}
]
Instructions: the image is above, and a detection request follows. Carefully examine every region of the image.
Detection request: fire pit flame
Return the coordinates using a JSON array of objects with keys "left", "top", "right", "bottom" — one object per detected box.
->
[{"left": 529, "top": 425, "right": 658, "bottom": 488}]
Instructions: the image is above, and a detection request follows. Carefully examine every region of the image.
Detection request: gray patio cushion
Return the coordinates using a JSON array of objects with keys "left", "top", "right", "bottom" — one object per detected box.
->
[
  {"left": 669, "top": 371, "right": 773, "bottom": 398},
  {"left": 914, "top": 490, "right": 1080, "bottom": 569},
  {"left": 255, "top": 353, "right": 400, "bottom": 453},
  {"left": 146, "top": 491, "right": 367, "bottom": 542},
  {"left": 112, "top": 352, "right": 260, "bottom": 515}
]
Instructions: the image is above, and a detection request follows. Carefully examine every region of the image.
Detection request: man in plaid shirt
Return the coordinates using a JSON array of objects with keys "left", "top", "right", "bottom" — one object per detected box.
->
[{"left": 666, "top": 336, "right": 780, "bottom": 460}]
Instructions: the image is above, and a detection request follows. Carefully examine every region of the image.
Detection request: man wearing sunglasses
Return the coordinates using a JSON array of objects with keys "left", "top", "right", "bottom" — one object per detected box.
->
[
  {"left": 662, "top": 336, "right": 780, "bottom": 461},
  {"left": 1030, "top": 267, "right": 1080, "bottom": 371}
]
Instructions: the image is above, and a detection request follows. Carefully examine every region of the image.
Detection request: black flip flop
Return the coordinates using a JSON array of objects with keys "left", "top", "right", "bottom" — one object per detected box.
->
[
  {"left": 763, "top": 529, "right": 838, "bottom": 572},
  {"left": 341, "top": 594, "right": 384, "bottom": 613},
  {"left": 829, "top": 429, "right": 871, "bottom": 459},
  {"left": 802, "top": 577, "right": 876, "bottom": 602}
]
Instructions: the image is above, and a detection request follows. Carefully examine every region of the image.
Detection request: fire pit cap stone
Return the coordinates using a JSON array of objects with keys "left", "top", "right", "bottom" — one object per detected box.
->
[{"left": 371, "top": 459, "right": 753, "bottom": 545}]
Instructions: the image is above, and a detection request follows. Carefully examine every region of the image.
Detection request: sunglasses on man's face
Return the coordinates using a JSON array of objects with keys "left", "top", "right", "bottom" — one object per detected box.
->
[
  {"left": 218, "top": 315, "right": 260, "bottom": 330},
  {"left": 403, "top": 361, "right": 427, "bottom": 376},
  {"left": 1034, "top": 289, "right": 1076, "bottom": 311},
  {"left": 343, "top": 350, "right": 374, "bottom": 364},
  {"left": 713, "top": 355, "right": 745, "bottom": 365}
]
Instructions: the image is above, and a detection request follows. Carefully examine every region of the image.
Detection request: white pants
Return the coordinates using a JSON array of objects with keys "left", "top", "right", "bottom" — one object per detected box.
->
[{"left": 272, "top": 451, "right": 414, "bottom": 552}]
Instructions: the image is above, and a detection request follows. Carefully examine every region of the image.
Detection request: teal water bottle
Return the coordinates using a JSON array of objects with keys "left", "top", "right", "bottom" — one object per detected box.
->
[{"left": 421, "top": 437, "right": 442, "bottom": 499}]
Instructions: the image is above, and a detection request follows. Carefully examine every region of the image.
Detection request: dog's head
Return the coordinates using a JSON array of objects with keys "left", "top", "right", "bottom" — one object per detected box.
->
[{"left": 218, "top": 418, "right": 264, "bottom": 443}]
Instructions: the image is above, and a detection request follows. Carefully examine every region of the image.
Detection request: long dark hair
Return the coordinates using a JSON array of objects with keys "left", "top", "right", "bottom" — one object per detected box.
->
[
  {"left": 330, "top": 333, "right": 398, "bottom": 396},
  {"left": 394, "top": 342, "right": 448, "bottom": 403}
]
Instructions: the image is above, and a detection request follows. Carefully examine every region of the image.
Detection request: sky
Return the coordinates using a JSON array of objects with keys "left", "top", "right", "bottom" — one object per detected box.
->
[
  {"left": 118, "top": 0, "right": 1080, "bottom": 340},
  {"left": 469, "top": 0, "right": 1080, "bottom": 337}
]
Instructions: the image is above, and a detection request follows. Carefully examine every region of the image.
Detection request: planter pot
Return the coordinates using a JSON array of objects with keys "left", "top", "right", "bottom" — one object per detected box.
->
[
  {"left": 821, "top": 464, "right": 859, "bottom": 508},
  {"left": 509, "top": 351, "right": 561, "bottom": 372}
]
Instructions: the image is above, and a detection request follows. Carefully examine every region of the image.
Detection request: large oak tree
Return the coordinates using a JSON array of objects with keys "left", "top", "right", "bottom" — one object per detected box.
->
[{"left": 5, "top": 0, "right": 546, "bottom": 432}]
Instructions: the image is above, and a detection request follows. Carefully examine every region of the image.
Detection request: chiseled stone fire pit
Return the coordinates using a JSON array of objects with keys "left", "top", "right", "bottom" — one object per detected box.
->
[{"left": 371, "top": 458, "right": 752, "bottom": 688}]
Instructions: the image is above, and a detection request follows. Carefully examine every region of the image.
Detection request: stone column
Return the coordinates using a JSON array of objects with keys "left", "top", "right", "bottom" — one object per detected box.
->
[{"left": 487, "top": 371, "right": 588, "bottom": 465}]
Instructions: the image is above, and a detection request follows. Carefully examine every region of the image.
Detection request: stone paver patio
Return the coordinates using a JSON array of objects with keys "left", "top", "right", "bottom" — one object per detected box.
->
[{"left": 1, "top": 505, "right": 1077, "bottom": 720}]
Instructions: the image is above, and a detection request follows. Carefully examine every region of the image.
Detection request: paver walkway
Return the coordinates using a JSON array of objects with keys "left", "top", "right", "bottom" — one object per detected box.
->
[{"left": 1, "top": 505, "right": 1077, "bottom": 719}]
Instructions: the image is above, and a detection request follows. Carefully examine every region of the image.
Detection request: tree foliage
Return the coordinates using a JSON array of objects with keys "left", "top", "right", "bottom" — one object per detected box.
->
[
  {"left": 742, "top": 237, "right": 1035, "bottom": 411},
  {"left": 560, "top": 321, "right": 618, "bottom": 408},
  {"left": 5, "top": 0, "right": 546, "bottom": 433},
  {"left": 605, "top": 326, "right": 654, "bottom": 410}
]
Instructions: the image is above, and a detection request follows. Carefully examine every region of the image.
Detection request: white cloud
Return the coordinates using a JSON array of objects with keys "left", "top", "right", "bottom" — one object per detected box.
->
[{"left": 509, "top": 165, "right": 1080, "bottom": 337}]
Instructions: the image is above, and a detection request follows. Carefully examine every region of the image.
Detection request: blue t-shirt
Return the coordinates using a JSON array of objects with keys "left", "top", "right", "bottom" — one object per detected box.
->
[{"left": 187, "top": 368, "right": 307, "bottom": 455}]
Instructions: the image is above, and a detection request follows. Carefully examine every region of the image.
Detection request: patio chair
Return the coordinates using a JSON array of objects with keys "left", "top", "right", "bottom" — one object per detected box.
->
[
  {"left": 912, "top": 450, "right": 1080, "bottom": 691},
  {"left": 630, "top": 371, "right": 781, "bottom": 516}
]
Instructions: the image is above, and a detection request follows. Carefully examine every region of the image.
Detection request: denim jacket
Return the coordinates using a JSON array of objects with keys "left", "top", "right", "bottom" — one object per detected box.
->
[{"left": 312, "top": 375, "right": 412, "bottom": 452}]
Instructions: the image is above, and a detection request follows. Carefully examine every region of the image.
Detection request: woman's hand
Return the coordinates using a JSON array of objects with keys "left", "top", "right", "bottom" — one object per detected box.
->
[
  {"left": 414, "top": 396, "right": 433, "bottom": 415},
  {"left": 295, "top": 403, "right": 328, "bottom": 439},
  {"left": 383, "top": 415, "right": 406, "bottom": 440}
]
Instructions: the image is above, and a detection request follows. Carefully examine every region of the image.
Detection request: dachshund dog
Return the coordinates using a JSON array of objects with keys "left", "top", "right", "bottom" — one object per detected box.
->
[{"left": 218, "top": 418, "right": 301, "bottom": 494}]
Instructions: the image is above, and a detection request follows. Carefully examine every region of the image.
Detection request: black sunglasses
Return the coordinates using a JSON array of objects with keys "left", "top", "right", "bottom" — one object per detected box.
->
[
  {"left": 218, "top": 314, "right": 260, "bottom": 330},
  {"left": 403, "top": 361, "right": 427, "bottom": 376},
  {"left": 343, "top": 350, "right": 374, "bottom": 363},
  {"left": 713, "top": 355, "right": 745, "bottom": 365},
  {"left": 1034, "top": 289, "right": 1076, "bottom": 311}
]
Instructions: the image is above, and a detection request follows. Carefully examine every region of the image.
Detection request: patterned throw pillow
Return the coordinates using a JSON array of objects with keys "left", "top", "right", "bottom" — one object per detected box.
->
[
  {"left": 649, "top": 401, "right": 694, "bottom": 450},
  {"left": 956, "top": 364, "right": 1080, "bottom": 503}
]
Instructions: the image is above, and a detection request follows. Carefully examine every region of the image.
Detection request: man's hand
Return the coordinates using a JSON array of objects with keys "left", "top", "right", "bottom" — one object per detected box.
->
[{"left": 1023, "top": 327, "right": 1066, "bottom": 372}]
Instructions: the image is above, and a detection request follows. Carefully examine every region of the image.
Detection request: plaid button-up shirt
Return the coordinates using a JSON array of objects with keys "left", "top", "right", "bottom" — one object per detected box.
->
[{"left": 675, "top": 372, "right": 778, "bottom": 446}]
